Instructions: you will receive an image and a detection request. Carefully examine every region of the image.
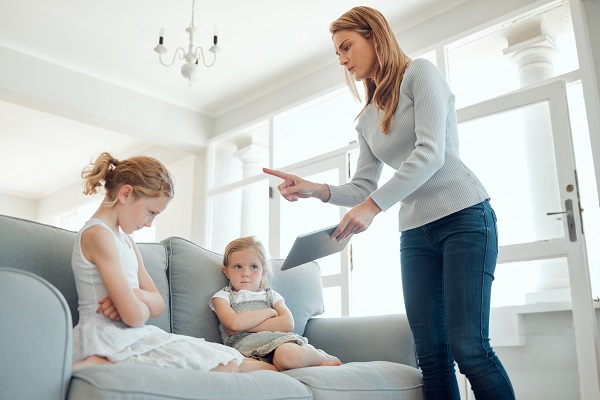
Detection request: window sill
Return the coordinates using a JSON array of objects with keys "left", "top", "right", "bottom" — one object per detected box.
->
[{"left": 490, "top": 301, "right": 600, "bottom": 346}]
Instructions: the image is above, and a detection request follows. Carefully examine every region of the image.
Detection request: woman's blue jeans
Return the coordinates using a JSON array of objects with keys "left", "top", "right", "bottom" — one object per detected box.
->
[{"left": 400, "top": 200, "right": 515, "bottom": 399}]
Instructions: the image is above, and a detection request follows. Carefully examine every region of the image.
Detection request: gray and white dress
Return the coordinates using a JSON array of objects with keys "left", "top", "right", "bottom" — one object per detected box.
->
[{"left": 210, "top": 285, "right": 308, "bottom": 363}]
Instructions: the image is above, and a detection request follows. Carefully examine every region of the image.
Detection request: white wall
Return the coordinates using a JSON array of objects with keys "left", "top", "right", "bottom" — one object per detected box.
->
[{"left": 0, "top": 192, "right": 36, "bottom": 220}]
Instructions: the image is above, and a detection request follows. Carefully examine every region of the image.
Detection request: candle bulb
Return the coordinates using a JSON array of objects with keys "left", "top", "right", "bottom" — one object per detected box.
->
[{"left": 159, "top": 28, "right": 165, "bottom": 45}]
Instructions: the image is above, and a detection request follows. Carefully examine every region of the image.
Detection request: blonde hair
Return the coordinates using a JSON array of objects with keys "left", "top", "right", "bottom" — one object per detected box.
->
[
  {"left": 223, "top": 236, "right": 274, "bottom": 289},
  {"left": 330, "top": 6, "right": 411, "bottom": 135},
  {"left": 81, "top": 152, "right": 174, "bottom": 206}
]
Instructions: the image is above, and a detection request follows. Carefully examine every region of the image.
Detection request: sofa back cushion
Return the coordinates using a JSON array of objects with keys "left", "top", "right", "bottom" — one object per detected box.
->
[
  {"left": 0, "top": 214, "right": 171, "bottom": 332},
  {"left": 136, "top": 243, "right": 171, "bottom": 332},
  {"left": 162, "top": 236, "right": 324, "bottom": 343}
]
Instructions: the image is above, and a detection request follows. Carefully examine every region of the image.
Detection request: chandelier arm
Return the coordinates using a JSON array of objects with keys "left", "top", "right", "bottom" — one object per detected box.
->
[
  {"left": 158, "top": 47, "right": 187, "bottom": 67},
  {"left": 194, "top": 47, "right": 217, "bottom": 68}
]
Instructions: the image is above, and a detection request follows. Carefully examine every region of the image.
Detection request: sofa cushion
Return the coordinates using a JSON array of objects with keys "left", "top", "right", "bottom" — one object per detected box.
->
[
  {"left": 70, "top": 364, "right": 312, "bottom": 400},
  {"left": 283, "top": 361, "right": 423, "bottom": 400},
  {"left": 0, "top": 214, "right": 79, "bottom": 324},
  {"left": 137, "top": 242, "right": 171, "bottom": 332},
  {"left": 270, "top": 259, "right": 324, "bottom": 335},
  {"left": 162, "top": 237, "right": 227, "bottom": 342},
  {"left": 0, "top": 214, "right": 171, "bottom": 332},
  {"left": 163, "top": 237, "right": 324, "bottom": 343}
]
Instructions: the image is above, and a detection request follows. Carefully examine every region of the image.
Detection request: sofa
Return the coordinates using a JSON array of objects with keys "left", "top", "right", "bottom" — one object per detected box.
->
[{"left": 0, "top": 213, "right": 423, "bottom": 400}]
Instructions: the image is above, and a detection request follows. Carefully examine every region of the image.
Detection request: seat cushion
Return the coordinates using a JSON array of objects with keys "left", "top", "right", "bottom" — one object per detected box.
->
[
  {"left": 283, "top": 361, "right": 423, "bottom": 400},
  {"left": 69, "top": 364, "right": 312, "bottom": 400}
]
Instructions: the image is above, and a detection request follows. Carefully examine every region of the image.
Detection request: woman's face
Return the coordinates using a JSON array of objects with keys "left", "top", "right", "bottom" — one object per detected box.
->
[{"left": 333, "top": 29, "right": 377, "bottom": 81}]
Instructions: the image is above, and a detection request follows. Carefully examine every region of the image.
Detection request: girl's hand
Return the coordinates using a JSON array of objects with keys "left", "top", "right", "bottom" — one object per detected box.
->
[
  {"left": 332, "top": 197, "right": 381, "bottom": 242},
  {"left": 263, "top": 168, "right": 331, "bottom": 202},
  {"left": 97, "top": 296, "right": 122, "bottom": 321}
]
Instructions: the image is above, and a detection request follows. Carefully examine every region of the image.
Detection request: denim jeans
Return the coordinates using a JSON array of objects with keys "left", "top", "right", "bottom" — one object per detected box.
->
[{"left": 400, "top": 200, "right": 515, "bottom": 399}]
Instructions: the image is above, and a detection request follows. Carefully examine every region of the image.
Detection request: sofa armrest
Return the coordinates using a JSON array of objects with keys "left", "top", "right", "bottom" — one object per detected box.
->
[
  {"left": 303, "top": 314, "right": 417, "bottom": 368},
  {"left": 0, "top": 268, "right": 72, "bottom": 400}
]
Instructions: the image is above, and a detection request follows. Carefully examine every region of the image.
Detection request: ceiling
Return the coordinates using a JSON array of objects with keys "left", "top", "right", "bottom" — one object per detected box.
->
[{"left": 0, "top": 0, "right": 467, "bottom": 200}]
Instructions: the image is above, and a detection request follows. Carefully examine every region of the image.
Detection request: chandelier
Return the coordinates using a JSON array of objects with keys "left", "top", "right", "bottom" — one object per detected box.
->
[{"left": 153, "top": 0, "right": 221, "bottom": 85}]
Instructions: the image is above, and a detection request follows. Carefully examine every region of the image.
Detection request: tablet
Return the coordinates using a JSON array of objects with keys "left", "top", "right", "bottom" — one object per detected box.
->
[{"left": 280, "top": 225, "right": 352, "bottom": 271}]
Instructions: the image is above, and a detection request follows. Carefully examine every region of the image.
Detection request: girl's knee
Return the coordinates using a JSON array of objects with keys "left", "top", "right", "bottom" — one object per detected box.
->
[
  {"left": 273, "top": 343, "right": 304, "bottom": 370},
  {"left": 211, "top": 359, "right": 240, "bottom": 373}
]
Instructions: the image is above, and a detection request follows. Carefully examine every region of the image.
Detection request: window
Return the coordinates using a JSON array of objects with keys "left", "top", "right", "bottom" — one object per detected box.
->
[{"left": 272, "top": 87, "right": 362, "bottom": 168}]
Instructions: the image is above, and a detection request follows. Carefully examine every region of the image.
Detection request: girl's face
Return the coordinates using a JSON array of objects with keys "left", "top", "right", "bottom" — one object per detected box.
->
[
  {"left": 333, "top": 29, "right": 377, "bottom": 81},
  {"left": 222, "top": 249, "right": 264, "bottom": 292},
  {"left": 119, "top": 188, "right": 170, "bottom": 234}
]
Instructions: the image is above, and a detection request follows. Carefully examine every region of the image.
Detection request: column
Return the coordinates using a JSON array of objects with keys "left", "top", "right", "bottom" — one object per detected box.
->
[{"left": 236, "top": 144, "right": 269, "bottom": 241}]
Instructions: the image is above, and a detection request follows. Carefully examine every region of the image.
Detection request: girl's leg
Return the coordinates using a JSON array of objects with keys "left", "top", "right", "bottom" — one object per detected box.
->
[
  {"left": 240, "top": 357, "right": 279, "bottom": 372},
  {"left": 72, "top": 355, "right": 112, "bottom": 372},
  {"left": 210, "top": 359, "right": 240, "bottom": 372},
  {"left": 440, "top": 200, "right": 515, "bottom": 400},
  {"left": 272, "top": 343, "right": 342, "bottom": 371},
  {"left": 401, "top": 226, "right": 460, "bottom": 400}
]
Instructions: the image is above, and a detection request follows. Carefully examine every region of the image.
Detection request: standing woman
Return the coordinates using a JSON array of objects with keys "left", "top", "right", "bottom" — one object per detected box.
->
[{"left": 264, "top": 6, "right": 515, "bottom": 399}]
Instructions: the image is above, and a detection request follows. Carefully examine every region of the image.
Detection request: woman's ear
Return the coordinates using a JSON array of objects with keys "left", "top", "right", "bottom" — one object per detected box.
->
[{"left": 117, "top": 185, "right": 133, "bottom": 204}]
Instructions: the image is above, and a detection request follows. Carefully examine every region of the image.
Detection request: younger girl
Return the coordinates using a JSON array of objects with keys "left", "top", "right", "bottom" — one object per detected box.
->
[
  {"left": 72, "top": 152, "right": 244, "bottom": 372},
  {"left": 210, "top": 236, "right": 342, "bottom": 371}
]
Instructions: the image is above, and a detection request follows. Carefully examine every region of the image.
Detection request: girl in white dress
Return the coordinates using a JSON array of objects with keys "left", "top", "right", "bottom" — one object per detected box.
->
[
  {"left": 72, "top": 152, "right": 246, "bottom": 372},
  {"left": 210, "top": 236, "right": 342, "bottom": 371}
]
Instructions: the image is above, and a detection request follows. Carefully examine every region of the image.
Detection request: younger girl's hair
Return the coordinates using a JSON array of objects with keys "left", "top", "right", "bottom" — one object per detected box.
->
[
  {"left": 81, "top": 152, "right": 174, "bottom": 206},
  {"left": 330, "top": 6, "right": 411, "bottom": 135},
  {"left": 223, "top": 236, "right": 274, "bottom": 289}
]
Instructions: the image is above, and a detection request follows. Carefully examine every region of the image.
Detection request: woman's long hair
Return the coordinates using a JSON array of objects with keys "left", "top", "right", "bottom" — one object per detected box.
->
[{"left": 330, "top": 6, "right": 411, "bottom": 135}]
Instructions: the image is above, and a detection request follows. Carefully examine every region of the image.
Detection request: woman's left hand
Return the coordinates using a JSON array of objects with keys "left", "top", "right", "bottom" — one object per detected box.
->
[{"left": 332, "top": 197, "right": 381, "bottom": 242}]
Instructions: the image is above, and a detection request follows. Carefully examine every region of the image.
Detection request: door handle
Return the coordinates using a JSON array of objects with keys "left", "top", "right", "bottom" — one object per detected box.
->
[{"left": 546, "top": 199, "right": 576, "bottom": 242}]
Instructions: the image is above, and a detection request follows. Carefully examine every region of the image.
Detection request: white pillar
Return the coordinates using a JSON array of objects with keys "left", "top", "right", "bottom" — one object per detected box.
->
[
  {"left": 236, "top": 144, "right": 269, "bottom": 241},
  {"left": 504, "top": 34, "right": 558, "bottom": 86}
]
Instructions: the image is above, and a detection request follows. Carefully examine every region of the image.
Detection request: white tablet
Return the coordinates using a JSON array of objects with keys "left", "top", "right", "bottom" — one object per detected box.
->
[{"left": 280, "top": 225, "right": 352, "bottom": 271}]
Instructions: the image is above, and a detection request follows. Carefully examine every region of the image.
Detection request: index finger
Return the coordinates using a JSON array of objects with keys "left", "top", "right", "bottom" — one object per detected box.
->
[{"left": 262, "top": 167, "right": 289, "bottom": 180}]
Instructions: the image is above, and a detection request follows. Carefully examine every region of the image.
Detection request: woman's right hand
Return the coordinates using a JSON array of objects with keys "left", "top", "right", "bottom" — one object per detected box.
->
[{"left": 263, "top": 167, "right": 330, "bottom": 202}]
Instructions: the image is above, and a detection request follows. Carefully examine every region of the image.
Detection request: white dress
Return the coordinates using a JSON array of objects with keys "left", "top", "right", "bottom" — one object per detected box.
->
[{"left": 71, "top": 219, "right": 244, "bottom": 370}]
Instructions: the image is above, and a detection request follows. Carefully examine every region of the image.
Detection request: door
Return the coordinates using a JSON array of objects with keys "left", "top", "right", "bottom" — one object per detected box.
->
[{"left": 457, "top": 80, "right": 599, "bottom": 399}]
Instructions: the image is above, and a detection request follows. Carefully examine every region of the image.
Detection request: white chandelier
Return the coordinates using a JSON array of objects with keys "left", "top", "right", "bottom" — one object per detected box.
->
[{"left": 153, "top": 0, "right": 221, "bottom": 85}]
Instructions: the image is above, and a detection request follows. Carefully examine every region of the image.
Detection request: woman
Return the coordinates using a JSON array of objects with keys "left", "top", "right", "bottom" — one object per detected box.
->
[{"left": 264, "top": 6, "right": 515, "bottom": 399}]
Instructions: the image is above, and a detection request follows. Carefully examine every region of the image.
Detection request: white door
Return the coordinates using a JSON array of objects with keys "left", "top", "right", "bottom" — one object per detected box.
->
[{"left": 457, "top": 80, "right": 599, "bottom": 400}]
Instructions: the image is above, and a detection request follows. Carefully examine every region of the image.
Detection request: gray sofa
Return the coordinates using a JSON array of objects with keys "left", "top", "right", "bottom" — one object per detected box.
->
[{"left": 0, "top": 213, "right": 423, "bottom": 400}]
